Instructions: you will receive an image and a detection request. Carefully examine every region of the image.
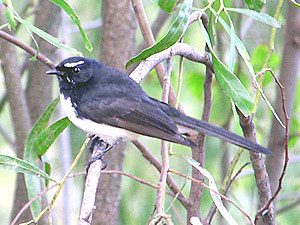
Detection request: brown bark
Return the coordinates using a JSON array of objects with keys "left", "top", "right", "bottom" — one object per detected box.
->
[
  {"left": 187, "top": 67, "right": 213, "bottom": 224},
  {"left": 92, "top": 1, "right": 136, "bottom": 224},
  {"left": 238, "top": 111, "right": 275, "bottom": 225},
  {"left": 26, "top": 1, "right": 61, "bottom": 123},
  {"left": 266, "top": 0, "right": 300, "bottom": 199},
  {"left": 0, "top": 11, "right": 32, "bottom": 223}
]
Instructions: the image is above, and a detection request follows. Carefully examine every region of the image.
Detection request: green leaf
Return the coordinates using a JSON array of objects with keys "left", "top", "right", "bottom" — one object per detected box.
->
[
  {"left": 212, "top": 52, "right": 254, "bottom": 115},
  {"left": 24, "top": 97, "right": 60, "bottom": 218},
  {"left": 227, "top": 14, "right": 235, "bottom": 72},
  {"left": 186, "top": 158, "right": 239, "bottom": 225},
  {"left": 209, "top": 8, "right": 251, "bottom": 62},
  {"left": 26, "top": 97, "right": 60, "bottom": 148},
  {"left": 14, "top": 16, "right": 81, "bottom": 55},
  {"left": 33, "top": 117, "right": 71, "bottom": 157},
  {"left": 207, "top": 12, "right": 215, "bottom": 47},
  {"left": 0, "top": 154, "right": 56, "bottom": 182},
  {"left": 125, "top": 0, "right": 193, "bottom": 68},
  {"left": 227, "top": 8, "right": 281, "bottom": 28},
  {"left": 49, "top": 0, "right": 93, "bottom": 52},
  {"left": 158, "top": 0, "right": 179, "bottom": 13},
  {"left": 209, "top": 8, "right": 284, "bottom": 125},
  {"left": 4, "top": 0, "right": 16, "bottom": 30},
  {"left": 41, "top": 155, "right": 52, "bottom": 187},
  {"left": 289, "top": 0, "right": 300, "bottom": 9},
  {"left": 243, "top": 0, "right": 265, "bottom": 12},
  {"left": 200, "top": 21, "right": 254, "bottom": 116}
]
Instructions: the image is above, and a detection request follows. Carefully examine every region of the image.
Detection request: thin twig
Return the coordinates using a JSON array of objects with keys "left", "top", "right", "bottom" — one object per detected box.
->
[
  {"left": 132, "top": 140, "right": 190, "bottom": 209},
  {"left": 13, "top": 169, "right": 182, "bottom": 225},
  {"left": 11, "top": 184, "right": 57, "bottom": 225},
  {"left": 169, "top": 169, "right": 254, "bottom": 225},
  {"left": 254, "top": 69, "right": 289, "bottom": 223},
  {"left": 131, "top": 0, "right": 182, "bottom": 109},
  {"left": 30, "top": 138, "right": 90, "bottom": 224},
  {"left": 188, "top": 13, "right": 213, "bottom": 223},
  {"left": 156, "top": 59, "right": 172, "bottom": 215},
  {"left": 205, "top": 149, "right": 245, "bottom": 224},
  {"left": 0, "top": 30, "right": 55, "bottom": 68}
]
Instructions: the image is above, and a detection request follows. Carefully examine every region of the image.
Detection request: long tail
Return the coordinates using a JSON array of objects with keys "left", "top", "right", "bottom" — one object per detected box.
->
[{"left": 175, "top": 115, "right": 271, "bottom": 155}]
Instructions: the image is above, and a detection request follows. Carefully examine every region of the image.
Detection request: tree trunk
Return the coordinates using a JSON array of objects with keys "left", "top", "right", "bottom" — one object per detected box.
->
[
  {"left": 26, "top": 1, "right": 61, "bottom": 123},
  {"left": 92, "top": 1, "right": 136, "bottom": 224},
  {"left": 0, "top": 9, "right": 32, "bottom": 222},
  {"left": 266, "top": 1, "right": 300, "bottom": 194}
]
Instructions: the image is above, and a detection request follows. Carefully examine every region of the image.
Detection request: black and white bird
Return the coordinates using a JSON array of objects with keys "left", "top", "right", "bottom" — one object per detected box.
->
[{"left": 46, "top": 57, "right": 270, "bottom": 155}]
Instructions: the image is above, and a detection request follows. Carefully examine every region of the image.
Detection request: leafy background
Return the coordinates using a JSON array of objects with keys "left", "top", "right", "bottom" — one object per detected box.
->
[{"left": 0, "top": 0, "right": 299, "bottom": 224}]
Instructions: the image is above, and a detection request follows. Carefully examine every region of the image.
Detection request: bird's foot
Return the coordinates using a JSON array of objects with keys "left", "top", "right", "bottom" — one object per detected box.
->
[{"left": 86, "top": 137, "right": 123, "bottom": 172}]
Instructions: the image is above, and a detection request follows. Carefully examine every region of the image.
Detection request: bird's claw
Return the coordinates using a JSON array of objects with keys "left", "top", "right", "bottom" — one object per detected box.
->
[{"left": 86, "top": 137, "right": 123, "bottom": 172}]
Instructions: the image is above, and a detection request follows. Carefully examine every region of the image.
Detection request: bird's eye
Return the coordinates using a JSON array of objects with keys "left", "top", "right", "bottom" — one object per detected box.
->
[{"left": 72, "top": 67, "right": 80, "bottom": 73}]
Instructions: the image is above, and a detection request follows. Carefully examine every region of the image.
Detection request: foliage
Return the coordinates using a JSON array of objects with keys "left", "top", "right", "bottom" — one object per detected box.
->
[{"left": 0, "top": 0, "right": 298, "bottom": 224}]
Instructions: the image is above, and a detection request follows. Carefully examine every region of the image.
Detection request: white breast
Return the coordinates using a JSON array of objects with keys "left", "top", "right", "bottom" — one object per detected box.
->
[{"left": 59, "top": 94, "right": 139, "bottom": 143}]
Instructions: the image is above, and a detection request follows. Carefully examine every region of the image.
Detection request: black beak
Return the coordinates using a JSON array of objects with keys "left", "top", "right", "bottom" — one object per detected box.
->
[{"left": 46, "top": 68, "right": 64, "bottom": 76}]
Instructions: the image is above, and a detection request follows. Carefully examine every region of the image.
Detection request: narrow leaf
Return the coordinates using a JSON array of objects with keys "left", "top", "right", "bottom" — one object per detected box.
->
[
  {"left": 200, "top": 21, "right": 254, "bottom": 115},
  {"left": 0, "top": 154, "right": 56, "bottom": 182},
  {"left": 243, "top": 0, "right": 265, "bottom": 12},
  {"left": 187, "top": 158, "right": 239, "bottom": 225},
  {"left": 158, "top": 0, "right": 179, "bottom": 13},
  {"left": 4, "top": 0, "right": 16, "bottom": 30},
  {"left": 26, "top": 97, "right": 60, "bottom": 148},
  {"left": 126, "top": 0, "right": 193, "bottom": 68},
  {"left": 212, "top": 52, "right": 254, "bottom": 115},
  {"left": 0, "top": 23, "right": 8, "bottom": 30},
  {"left": 209, "top": 8, "right": 284, "bottom": 125},
  {"left": 289, "top": 0, "right": 300, "bottom": 9},
  {"left": 24, "top": 174, "right": 41, "bottom": 217},
  {"left": 24, "top": 97, "right": 60, "bottom": 218},
  {"left": 207, "top": 12, "right": 215, "bottom": 47},
  {"left": 227, "top": 8, "right": 281, "bottom": 28},
  {"left": 227, "top": 14, "right": 235, "bottom": 72},
  {"left": 33, "top": 117, "right": 71, "bottom": 157},
  {"left": 49, "top": 0, "right": 93, "bottom": 51},
  {"left": 41, "top": 155, "right": 52, "bottom": 187},
  {"left": 14, "top": 16, "right": 81, "bottom": 55}
]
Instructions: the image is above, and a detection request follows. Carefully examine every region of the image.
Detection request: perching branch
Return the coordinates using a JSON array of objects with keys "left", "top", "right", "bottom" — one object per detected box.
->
[{"left": 78, "top": 139, "right": 106, "bottom": 225}]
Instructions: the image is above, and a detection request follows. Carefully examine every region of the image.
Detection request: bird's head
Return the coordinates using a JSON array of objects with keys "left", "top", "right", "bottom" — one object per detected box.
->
[{"left": 46, "top": 57, "right": 94, "bottom": 85}]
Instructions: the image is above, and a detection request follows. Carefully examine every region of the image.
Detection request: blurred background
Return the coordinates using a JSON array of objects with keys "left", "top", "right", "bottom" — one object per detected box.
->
[{"left": 0, "top": 0, "right": 299, "bottom": 224}]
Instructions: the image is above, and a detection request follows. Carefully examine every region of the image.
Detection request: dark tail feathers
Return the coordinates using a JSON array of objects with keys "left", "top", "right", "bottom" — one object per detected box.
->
[{"left": 176, "top": 115, "right": 271, "bottom": 155}]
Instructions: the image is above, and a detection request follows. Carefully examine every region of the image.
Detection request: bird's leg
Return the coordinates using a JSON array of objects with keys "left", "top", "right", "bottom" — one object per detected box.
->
[
  {"left": 88, "top": 136, "right": 104, "bottom": 153},
  {"left": 86, "top": 137, "right": 123, "bottom": 172},
  {"left": 104, "top": 138, "right": 123, "bottom": 153}
]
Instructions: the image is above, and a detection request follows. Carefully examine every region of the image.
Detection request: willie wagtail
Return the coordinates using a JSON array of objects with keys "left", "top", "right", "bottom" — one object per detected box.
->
[{"left": 46, "top": 57, "right": 271, "bottom": 155}]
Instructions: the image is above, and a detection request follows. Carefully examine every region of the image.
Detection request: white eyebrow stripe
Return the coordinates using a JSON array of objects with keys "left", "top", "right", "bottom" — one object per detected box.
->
[{"left": 64, "top": 60, "right": 84, "bottom": 68}]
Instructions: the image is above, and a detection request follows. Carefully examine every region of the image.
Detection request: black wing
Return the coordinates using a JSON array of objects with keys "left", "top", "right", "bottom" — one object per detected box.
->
[
  {"left": 151, "top": 98, "right": 271, "bottom": 155},
  {"left": 78, "top": 95, "right": 195, "bottom": 147}
]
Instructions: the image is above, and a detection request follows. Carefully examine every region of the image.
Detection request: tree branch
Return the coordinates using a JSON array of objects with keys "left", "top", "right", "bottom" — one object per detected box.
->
[
  {"left": 132, "top": 140, "right": 190, "bottom": 209},
  {"left": 155, "top": 59, "right": 172, "bottom": 216},
  {"left": 129, "top": 42, "right": 211, "bottom": 84},
  {"left": 0, "top": 30, "right": 55, "bottom": 68},
  {"left": 78, "top": 140, "right": 106, "bottom": 225},
  {"left": 131, "top": 0, "right": 182, "bottom": 109}
]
